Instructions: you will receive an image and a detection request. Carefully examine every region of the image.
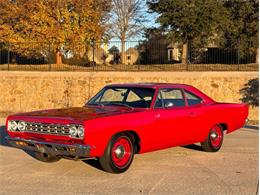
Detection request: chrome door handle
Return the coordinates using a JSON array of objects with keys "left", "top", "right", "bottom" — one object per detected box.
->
[{"left": 154, "top": 114, "right": 161, "bottom": 118}]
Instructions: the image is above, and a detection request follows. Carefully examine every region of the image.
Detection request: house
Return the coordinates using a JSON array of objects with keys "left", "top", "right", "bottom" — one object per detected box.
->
[
  {"left": 167, "top": 42, "right": 181, "bottom": 62},
  {"left": 125, "top": 48, "right": 139, "bottom": 65}
]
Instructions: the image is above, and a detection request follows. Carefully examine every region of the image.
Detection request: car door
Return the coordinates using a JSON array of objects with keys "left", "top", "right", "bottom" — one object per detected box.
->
[
  {"left": 183, "top": 89, "right": 209, "bottom": 142},
  {"left": 153, "top": 88, "right": 193, "bottom": 147}
]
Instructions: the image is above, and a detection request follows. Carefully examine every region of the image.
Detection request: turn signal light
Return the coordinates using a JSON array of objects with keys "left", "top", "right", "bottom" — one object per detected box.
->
[{"left": 15, "top": 141, "right": 28, "bottom": 146}]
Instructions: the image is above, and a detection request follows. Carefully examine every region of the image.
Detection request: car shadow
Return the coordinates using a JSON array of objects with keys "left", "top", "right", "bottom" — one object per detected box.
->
[
  {"left": 244, "top": 125, "right": 259, "bottom": 130},
  {"left": 0, "top": 125, "right": 11, "bottom": 147},
  {"left": 182, "top": 144, "right": 204, "bottom": 152},
  {"left": 82, "top": 159, "right": 103, "bottom": 171}
]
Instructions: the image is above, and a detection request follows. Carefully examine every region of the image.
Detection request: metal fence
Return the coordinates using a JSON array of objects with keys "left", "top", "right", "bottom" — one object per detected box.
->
[{"left": 0, "top": 40, "right": 258, "bottom": 71}]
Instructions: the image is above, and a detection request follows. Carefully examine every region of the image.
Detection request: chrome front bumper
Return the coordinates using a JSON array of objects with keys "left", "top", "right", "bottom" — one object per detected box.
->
[{"left": 6, "top": 136, "right": 91, "bottom": 158}]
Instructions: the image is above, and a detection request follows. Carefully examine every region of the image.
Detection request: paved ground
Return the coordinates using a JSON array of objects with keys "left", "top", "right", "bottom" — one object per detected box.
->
[{"left": 0, "top": 119, "right": 258, "bottom": 195}]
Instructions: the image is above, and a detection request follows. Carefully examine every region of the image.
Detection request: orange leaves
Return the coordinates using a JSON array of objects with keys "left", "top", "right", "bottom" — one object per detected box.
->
[{"left": 0, "top": 0, "right": 108, "bottom": 57}]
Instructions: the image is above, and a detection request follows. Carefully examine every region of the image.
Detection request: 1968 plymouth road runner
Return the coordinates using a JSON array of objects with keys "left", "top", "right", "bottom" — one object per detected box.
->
[{"left": 6, "top": 83, "right": 248, "bottom": 173}]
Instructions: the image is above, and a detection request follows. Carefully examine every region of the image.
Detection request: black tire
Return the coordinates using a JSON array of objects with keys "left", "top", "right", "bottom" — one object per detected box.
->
[
  {"left": 32, "top": 152, "right": 61, "bottom": 163},
  {"left": 99, "top": 133, "right": 134, "bottom": 174},
  {"left": 201, "top": 125, "right": 224, "bottom": 152}
]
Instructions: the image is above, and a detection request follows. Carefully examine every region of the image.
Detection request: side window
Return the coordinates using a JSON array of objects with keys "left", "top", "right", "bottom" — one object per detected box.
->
[
  {"left": 155, "top": 88, "right": 186, "bottom": 108},
  {"left": 184, "top": 90, "right": 203, "bottom": 106}
]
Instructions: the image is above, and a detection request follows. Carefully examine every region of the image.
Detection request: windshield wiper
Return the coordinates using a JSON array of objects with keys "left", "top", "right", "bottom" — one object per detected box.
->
[
  {"left": 104, "top": 102, "right": 134, "bottom": 109},
  {"left": 87, "top": 103, "right": 104, "bottom": 107}
]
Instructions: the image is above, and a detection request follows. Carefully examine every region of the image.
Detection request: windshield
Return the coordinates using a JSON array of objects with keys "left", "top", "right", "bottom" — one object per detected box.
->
[{"left": 87, "top": 87, "right": 155, "bottom": 108}]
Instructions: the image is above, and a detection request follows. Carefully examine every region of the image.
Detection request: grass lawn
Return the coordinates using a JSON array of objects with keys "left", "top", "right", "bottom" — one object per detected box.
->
[{"left": 0, "top": 63, "right": 258, "bottom": 71}]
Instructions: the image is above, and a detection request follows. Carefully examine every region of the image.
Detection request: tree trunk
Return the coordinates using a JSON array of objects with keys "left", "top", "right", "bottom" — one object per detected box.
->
[
  {"left": 256, "top": 48, "right": 259, "bottom": 64},
  {"left": 182, "top": 42, "right": 188, "bottom": 64},
  {"left": 121, "top": 33, "right": 126, "bottom": 65},
  {"left": 56, "top": 51, "right": 62, "bottom": 65}
]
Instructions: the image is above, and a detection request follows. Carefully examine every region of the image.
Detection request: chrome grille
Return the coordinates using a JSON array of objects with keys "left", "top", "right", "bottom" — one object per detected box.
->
[{"left": 25, "top": 122, "right": 70, "bottom": 136}]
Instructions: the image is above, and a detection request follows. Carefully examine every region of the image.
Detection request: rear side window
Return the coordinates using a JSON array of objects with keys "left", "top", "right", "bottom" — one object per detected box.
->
[
  {"left": 155, "top": 88, "right": 186, "bottom": 108},
  {"left": 184, "top": 90, "right": 203, "bottom": 106}
]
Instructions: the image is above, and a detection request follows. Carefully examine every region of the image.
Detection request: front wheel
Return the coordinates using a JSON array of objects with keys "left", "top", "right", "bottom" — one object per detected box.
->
[
  {"left": 201, "top": 125, "right": 224, "bottom": 152},
  {"left": 99, "top": 133, "right": 134, "bottom": 173}
]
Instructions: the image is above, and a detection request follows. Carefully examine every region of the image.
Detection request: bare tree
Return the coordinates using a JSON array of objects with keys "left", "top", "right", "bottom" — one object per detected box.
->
[{"left": 109, "top": 0, "right": 146, "bottom": 64}]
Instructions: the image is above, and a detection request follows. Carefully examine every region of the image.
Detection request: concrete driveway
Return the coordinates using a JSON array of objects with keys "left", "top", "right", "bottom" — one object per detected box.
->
[{"left": 0, "top": 120, "right": 258, "bottom": 195}]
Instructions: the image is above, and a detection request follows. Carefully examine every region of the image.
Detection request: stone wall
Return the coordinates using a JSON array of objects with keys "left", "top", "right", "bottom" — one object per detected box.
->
[{"left": 0, "top": 71, "right": 258, "bottom": 121}]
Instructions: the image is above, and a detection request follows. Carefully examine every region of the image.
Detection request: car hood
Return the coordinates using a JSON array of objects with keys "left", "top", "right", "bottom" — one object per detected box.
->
[{"left": 12, "top": 106, "right": 139, "bottom": 122}]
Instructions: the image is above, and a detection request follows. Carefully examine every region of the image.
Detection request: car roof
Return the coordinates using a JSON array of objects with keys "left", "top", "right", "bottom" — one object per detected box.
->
[
  {"left": 107, "top": 83, "right": 193, "bottom": 89},
  {"left": 107, "top": 83, "right": 216, "bottom": 104}
]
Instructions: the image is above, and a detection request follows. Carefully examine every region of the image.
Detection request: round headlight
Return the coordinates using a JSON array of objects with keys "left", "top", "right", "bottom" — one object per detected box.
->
[
  {"left": 17, "top": 121, "right": 26, "bottom": 131},
  {"left": 77, "top": 126, "right": 84, "bottom": 137},
  {"left": 69, "top": 125, "right": 78, "bottom": 137},
  {"left": 8, "top": 120, "right": 18, "bottom": 131}
]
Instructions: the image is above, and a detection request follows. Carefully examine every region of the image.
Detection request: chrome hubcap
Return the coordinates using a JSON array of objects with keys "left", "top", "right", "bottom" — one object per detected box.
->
[
  {"left": 114, "top": 145, "right": 125, "bottom": 159},
  {"left": 210, "top": 132, "right": 218, "bottom": 139}
]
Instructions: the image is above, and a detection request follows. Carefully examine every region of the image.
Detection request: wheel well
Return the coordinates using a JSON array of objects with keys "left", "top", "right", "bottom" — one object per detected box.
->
[
  {"left": 219, "top": 123, "right": 228, "bottom": 131},
  {"left": 117, "top": 130, "right": 141, "bottom": 154}
]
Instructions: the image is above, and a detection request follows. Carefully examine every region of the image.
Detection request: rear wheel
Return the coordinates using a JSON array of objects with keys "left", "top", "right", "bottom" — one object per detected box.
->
[
  {"left": 201, "top": 125, "right": 224, "bottom": 152},
  {"left": 32, "top": 152, "right": 61, "bottom": 163},
  {"left": 99, "top": 133, "right": 134, "bottom": 173}
]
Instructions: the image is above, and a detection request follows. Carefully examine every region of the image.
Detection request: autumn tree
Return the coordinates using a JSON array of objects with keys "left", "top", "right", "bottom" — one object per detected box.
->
[
  {"left": 147, "top": 0, "right": 228, "bottom": 64},
  {"left": 0, "top": 0, "right": 111, "bottom": 64},
  {"left": 109, "top": 0, "right": 146, "bottom": 64}
]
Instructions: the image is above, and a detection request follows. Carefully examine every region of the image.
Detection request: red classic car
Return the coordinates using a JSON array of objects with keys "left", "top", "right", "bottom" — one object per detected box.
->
[{"left": 6, "top": 83, "right": 248, "bottom": 173}]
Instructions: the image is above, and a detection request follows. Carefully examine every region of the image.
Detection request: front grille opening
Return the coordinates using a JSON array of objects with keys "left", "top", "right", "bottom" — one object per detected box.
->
[
  {"left": 46, "top": 144, "right": 52, "bottom": 148},
  {"left": 43, "top": 153, "right": 49, "bottom": 158},
  {"left": 66, "top": 147, "right": 77, "bottom": 153},
  {"left": 55, "top": 146, "right": 66, "bottom": 151},
  {"left": 24, "top": 122, "right": 70, "bottom": 137},
  {"left": 28, "top": 143, "right": 35, "bottom": 147}
]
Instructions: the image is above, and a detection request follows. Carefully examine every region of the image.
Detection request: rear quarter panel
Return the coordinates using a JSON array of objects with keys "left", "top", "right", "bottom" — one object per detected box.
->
[
  {"left": 204, "top": 103, "right": 248, "bottom": 135},
  {"left": 216, "top": 103, "right": 248, "bottom": 133}
]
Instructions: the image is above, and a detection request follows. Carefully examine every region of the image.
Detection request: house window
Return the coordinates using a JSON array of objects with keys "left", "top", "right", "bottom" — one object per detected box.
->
[
  {"left": 127, "top": 55, "right": 131, "bottom": 60},
  {"left": 168, "top": 49, "right": 173, "bottom": 61},
  {"left": 169, "top": 50, "right": 173, "bottom": 60}
]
